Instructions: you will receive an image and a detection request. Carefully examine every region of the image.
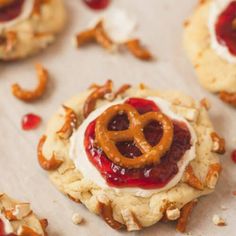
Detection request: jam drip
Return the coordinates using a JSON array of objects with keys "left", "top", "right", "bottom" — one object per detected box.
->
[
  {"left": 215, "top": 1, "right": 236, "bottom": 56},
  {"left": 84, "top": 98, "right": 192, "bottom": 189},
  {"left": 0, "top": 0, "right": 25, "bottom": 23}
]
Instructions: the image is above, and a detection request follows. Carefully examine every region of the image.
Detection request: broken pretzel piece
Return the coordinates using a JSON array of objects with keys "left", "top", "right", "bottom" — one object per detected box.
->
[
  {"left": 219, "top": 91, "right": 236, "bottom": 107},
  {"left": 83, "top": 80, "right": 113, "bottom": 118},
  {"left": 176, "top": 200, "right": 197, "bottom": 233},
  {"left": 5, "top": 31, "right": 17, "bottom": 52},
  {"left": 125, "top": 39, "right": 153, "bottom": 61},
  {"left": 75, "top": 20, "right": 115, "bottom": 51},
  {"left": 98, "top": 201, "right": 124, "bottom": 230},
  {"left": 37, "top": 135, "right": 63, "bottom": 171},
  {"left": 211, "top": 132, "right": 226, "bottom": 154},
  {"left": 205, "top": 163, "right": 222, "bottom": 189},
  {"left": 183, "top": 165, "right": 204, "bottom": 190},
  {"left": 57, "top": 106, "right": 78, "bottom": 139},
  {"left": 12, "top": 64, "right": 49, "bottom": 102},
  {"left": 17, "top": 225, "right": 42, "bottom": 236}
]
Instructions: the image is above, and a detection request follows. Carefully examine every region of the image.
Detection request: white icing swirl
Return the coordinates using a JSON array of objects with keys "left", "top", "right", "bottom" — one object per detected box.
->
[
  {"left": 70, "top": 97, "right": 197, "bottom": 197},
  {"left": 208, "top": 0, "right": 236, "bottom": 63}
]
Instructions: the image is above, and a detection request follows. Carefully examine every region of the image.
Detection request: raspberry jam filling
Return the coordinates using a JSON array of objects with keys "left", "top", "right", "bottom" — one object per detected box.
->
[
  {"left": 0, "top": 219, "right": 15, "bottom": 236},
  {"left": 0, "top": 0, "right": 24, "bottom": 23},
  {"left": 215, "top": 1, "right": 236, "bottom": 56},
  {"left": 84, "top": 98, "right": 191, "bottom": 189}
]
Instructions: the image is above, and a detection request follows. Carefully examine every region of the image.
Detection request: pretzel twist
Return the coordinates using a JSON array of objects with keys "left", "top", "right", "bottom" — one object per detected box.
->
[{"left": 95, "top": 104, "right": 173, "bottom": 169}]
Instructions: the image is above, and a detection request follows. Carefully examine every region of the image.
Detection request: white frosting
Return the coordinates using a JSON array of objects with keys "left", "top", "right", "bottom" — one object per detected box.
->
[
  {"left": 70, "top": 97, "right": 197, "bottom": 197},
  {"left": 208, "top": 0, "right": 236, "bottom": 63},
  {"left": 0, "top": 0, "right": 34, "bottom": 31},
  {"left": 90, "top": 7, "right": 137, "bottom": 43},
  {"left": 0, "top": 213, "right": 14, "bottom": 234}
]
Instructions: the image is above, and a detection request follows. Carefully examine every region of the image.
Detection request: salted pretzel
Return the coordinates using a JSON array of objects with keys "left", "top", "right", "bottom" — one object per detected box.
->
[{"left": 95, "top": 104, "right": 174, "bottom": 169}]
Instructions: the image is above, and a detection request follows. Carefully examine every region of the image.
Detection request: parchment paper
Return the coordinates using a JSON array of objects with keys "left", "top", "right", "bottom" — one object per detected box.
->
[{"left": 0, "top": 0, "right": 235, "bottom": 235}]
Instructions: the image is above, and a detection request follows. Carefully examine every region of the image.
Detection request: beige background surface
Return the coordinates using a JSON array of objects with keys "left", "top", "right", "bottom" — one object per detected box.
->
[{"left": 0, "top": 0, "right": 235, "bottom": 235}]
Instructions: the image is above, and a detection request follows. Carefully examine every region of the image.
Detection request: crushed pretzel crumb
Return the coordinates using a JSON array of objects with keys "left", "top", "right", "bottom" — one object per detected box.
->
[
  {"left": 212, "top": 214, "right": 227, "bottom": 226},
  {"left": 211, "top": 132, "right": 226, "bottom": 154},
  {"left": 200, "top": 98, "right": 211, "bottom": 110},
  {"left": 219, "top": 91, "right": 236, "bottom": 107},
  {"left": 125, "top": 39, "right": 153, "bottom": 61},
  {"left": 72, "top": 213, "right": 84, "bottom": 225}
]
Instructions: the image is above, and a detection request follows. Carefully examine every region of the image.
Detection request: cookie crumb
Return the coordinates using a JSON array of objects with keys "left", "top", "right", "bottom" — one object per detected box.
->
[
  {"left": 212, "top": 214, "right": 227, "bottom": 226},
  {"left": 220, "top": 205, "right": 227, "bottom": 211},
  {"left": 72, "top": 213, "right": 83, "bottom": 225}
]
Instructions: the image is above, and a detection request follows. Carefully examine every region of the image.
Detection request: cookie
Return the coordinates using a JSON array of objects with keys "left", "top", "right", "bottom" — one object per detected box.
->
[
  {"left": 0, "top": 0, "right": 66, "bottom": 60},
  {"left": 38, "top": 81, "right": 224, "bottom": 232},
  {"left": 183, "top": 0, "right": 236, "bottom": 106},
  {"left": 0, "top": 193, "right": 48, "bottom": 235}
]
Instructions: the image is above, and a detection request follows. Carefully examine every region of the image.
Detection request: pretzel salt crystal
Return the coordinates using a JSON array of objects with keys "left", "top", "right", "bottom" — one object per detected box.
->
[{"left": 95, "top": 103, "right": 173, "bottom": 169}]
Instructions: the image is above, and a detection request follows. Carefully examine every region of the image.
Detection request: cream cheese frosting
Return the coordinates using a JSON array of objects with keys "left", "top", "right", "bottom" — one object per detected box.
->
[
  {"left": 208, "top": 0, "right": 236, "bottom": 63},
  {"left": 0, "top": 0, "right": 34, "bottom": 32},
  {"left": 90, "top": 7, "right": 137, "bottom": 43},
  {"left": 69, "top": 97, "right": 197, "bottom": 197}
]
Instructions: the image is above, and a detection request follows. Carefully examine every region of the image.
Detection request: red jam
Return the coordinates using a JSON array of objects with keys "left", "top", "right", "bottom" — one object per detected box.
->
[
  {"left": 231, "top": 150, "right": 236, "bottom": 163},
  {"left": 215, "top": 1, "right": 236, "bottom": 56},
  {"left": 21, "top": 113, "right": 41, "bottom": 131},
  {"left": 84, "top": 98, "right": 192, "bottom": 189},
  {"left": 0, "top": 0, "right": 24, "bottom": 23},
  {"left": 83, "top": 0, "right": 110, "bottom": 10},
  {"left": 0, "top": 219, "right": 16, "bottom": 236}
]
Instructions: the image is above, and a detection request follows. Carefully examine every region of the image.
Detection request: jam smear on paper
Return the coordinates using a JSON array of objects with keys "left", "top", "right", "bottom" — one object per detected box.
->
[
  {"left": 0, "top": 0, "right": 25, "bottom": 23},
  {"left": 216, "top": 1, "right": 236, "bottom": 56},
  {"left": 84, "top": 98, "right": 192, "bottom": 189},
  {"left": 22, "top": 113, "right": 41, "bottom": 131}
]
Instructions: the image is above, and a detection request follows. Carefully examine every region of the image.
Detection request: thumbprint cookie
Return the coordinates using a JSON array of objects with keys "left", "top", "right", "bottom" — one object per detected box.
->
[
  {"left": 0, "top": 0, "right": 66, "bottom": 60},
  {"left": 37, "top": 81, "right": 224, "bottom": 232},
  {"left": 183, "top": 0, "right": 236, "bottom": 107}
]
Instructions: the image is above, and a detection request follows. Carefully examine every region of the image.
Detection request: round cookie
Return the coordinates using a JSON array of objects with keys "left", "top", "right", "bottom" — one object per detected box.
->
[
  {"left": 0, "top": 0, "right": 66, "bottom": 60},
  {"left": 38, "top": 82, "right": 224, "bottom": 232},
  {"left": 183, "top": 0, "right": 236, "bottom": 106},
  {"left": 0, "top": 193, "right": 48, "bottom": 235}
]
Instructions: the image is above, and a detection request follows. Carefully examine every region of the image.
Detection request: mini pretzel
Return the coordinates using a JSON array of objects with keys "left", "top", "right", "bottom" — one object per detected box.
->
[
  {"left": 12, "top": 64, "right": 48, "bottom": 102},
  {"left": 37, "top": 135, "right": 63, "bottom": 171},
  {"left": 219, "top": 91, "right": 236, "bottom": 107},
  {"left": 83, "top": 80, "right": 113, "bottom": 118},
  {"left": 125, "top": 39, "right": 153, "bottom": 61},
  {"left": 95, "top": 104, "right": 173, "bottom": 169},
  {"left": 57, "top": 106, "right": 78, "bottom": 139}
]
